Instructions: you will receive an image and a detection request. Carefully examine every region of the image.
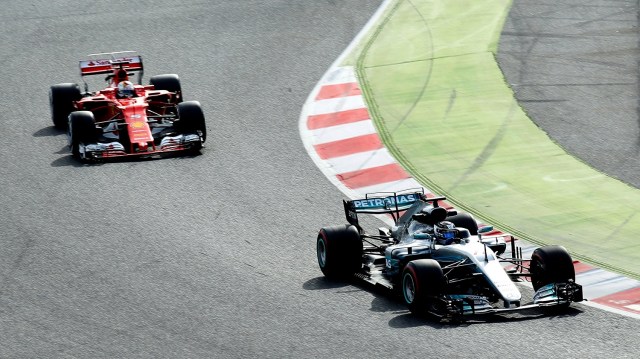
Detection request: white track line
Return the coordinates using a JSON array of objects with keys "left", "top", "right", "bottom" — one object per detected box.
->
[{"left": 310, "top": 120, "right": 375, "bottom": 144}]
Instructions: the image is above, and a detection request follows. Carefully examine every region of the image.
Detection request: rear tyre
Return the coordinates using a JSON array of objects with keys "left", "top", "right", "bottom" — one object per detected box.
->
[
  {"left": 530, "top": 245, "right": 575, "bottom": 291},
  {"left": 150, "top": 74, "right": 182, "bottom": 103},
  {"left": 402, "top": 259, "right": 446, "bottom": 316},
  {"left": 177, "top": 101, "right": 207, "bottom": 143},
  {"left": 446, "top": 212, "right": 478, "bottom": 235},
  {"left": 50, "top": 83, "right": 81, "bottom": 130},
  {"left": 68, "top": 111, "right": 97, "bottom": 159},
  {"left": 316, "top": 225, "right": 363, "bottom": 279}
]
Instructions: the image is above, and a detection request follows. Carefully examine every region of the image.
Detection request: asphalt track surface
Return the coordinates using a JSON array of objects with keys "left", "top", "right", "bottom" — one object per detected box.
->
[
  {"left": 498, "top": 0, "right": 640, "bottom": 190},
  {"left": 0, "top": 1, "right": 638, "bottom": 358}
]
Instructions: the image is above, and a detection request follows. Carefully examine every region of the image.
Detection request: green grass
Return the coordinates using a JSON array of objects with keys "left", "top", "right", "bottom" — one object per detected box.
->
[{"left": 350, "top": 0, "right": 640, "bottom": 279}]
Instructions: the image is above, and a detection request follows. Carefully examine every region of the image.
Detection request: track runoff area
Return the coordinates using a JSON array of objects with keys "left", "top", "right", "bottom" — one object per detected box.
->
[{"left": 299, "top": 0, "right": 640, "bottom": 318}]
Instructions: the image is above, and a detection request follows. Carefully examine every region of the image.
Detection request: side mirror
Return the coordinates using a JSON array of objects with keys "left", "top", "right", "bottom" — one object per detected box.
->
[
  {"left": 378, "top": 227, "right": 391, "bottom": 236},
  {"left": 414, "top": 233, "right": 431, "bottom": 240},
  {"left": 478, "top": 225, "right": 494, "bottom": 234}
]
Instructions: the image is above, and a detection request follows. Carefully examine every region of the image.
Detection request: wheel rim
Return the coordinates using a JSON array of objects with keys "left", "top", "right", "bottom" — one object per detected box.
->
[
  {"left": 317, "top": 237, "right": 327, "bottom": 268},
  {"left": 403, "top": 273, "right": 416, "bottom": 304}
]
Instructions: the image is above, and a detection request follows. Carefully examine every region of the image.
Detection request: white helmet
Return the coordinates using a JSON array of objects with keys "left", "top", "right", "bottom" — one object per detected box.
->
[{"left": 117, "top": 80, "right": 135, "bottom": 98}]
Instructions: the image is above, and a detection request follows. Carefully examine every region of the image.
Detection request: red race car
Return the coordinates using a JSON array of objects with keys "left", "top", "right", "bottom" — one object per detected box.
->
[{"left": 49, "top": 51, "right": 206, "bottom": 161}]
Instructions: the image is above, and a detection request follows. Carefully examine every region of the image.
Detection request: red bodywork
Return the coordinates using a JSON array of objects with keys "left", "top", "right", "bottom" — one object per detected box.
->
[
  {"left": 75, "top": 86, "right": 168, "bottom": 155},
  {"left": 73, "top": 52, "right": 189, "bottom": 158}
]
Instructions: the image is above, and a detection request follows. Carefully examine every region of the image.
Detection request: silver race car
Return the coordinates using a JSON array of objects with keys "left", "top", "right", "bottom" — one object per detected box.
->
[{"left": 316, "top": 189, "right": 583, "bottom": 320}]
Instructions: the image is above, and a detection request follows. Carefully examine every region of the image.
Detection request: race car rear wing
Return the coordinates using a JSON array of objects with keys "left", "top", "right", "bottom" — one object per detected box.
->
[
  {"left": 344, "top": 188, "right": 434, "bottom": 230},
  {"left": 79, "top": 51, "right": 144, "bottom": 76}
]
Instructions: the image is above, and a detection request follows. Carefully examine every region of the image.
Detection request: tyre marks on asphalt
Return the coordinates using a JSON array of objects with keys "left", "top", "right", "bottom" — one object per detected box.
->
[{"left": 299, "top": 66, "right": 640, "bottom": 319}]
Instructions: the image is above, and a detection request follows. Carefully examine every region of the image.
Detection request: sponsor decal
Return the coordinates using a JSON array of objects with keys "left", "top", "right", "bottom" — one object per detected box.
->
[
  {"left": 386, "top": 258, "right": 398, "bottom": 269},
  {"left": 494, "top": 281, "right": 514, "bottom": 289},
  {"left": 81, "top": 59, "right": 115, "bottom": 67},
  {"left": 81, "top": 56, "right": 140, "bottom": 68},
  {"left": 130, "top": 121, "right": 145, "bottom": 129},
  {"left": 353, "top": 193, "right": 417, "bottom": 210}
]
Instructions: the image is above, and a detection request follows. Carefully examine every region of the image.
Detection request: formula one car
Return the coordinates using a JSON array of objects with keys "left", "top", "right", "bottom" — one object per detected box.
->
[
  {"left": 49, "top": 51, "right": 206, "bottom": 161},
  {"left": 316, "top": 189, "right": 584, "bottom": 320}
]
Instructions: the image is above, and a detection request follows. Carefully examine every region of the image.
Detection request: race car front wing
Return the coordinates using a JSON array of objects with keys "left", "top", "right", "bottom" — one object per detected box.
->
[
  {"left": 78, "top": 134, "right": 202, "bottom": 160},
  {"left": 433, "top": 280, "right": 583, "bottom": 319}
]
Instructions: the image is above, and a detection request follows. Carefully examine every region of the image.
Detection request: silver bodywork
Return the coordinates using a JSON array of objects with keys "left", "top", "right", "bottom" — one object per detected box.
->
[
  {"left": 433, "top": 239, "right": 522, "bottom": 305},
  {"left": 329, "top": 190, "right": 583, "bottom": 318},
  {"left": 382, "top": 234, "right": 581, "bottom": 315}
]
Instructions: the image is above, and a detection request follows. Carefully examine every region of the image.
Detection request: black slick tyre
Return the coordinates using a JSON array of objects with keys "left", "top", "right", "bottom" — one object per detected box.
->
[
  {"left": 68, "top": 111, "right": 97, "bottom": 159},
  {"left": 446, "top": 212, "right": 478, "bottom": 235},
  {"left": 530, "top": 245, "right": 575, "bottom": 291},
  {"left": 316, "top": 225, "right": 363, "bottom": 279},
  {"left": 402, "top": 259, "right": 446, "bottom": 316},
  {"left": 50, "top": 83, "right": 81, "bottom": 130},
  {"left": 177, "top": 101, "right": 207, "bottom": 143},
  {"left": 150, "top": 74, "right": 182, "bottom": 103}
]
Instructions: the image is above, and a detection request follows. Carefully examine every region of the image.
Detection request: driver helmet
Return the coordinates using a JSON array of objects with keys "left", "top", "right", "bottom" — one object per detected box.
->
[
  {"left": 117, "top": 80, "right": 136, "bottom": 98},
  {"left": 434, "top": 221, "right": 457, "bottom": 245}
]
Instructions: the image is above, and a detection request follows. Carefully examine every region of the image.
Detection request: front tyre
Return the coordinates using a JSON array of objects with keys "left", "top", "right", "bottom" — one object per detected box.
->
[
  {"left": 68, "top": 111, "right": 97, "bottom": 159},
  {"left": 402, "top": 259, "right": 446, "bottom": 316},
  {"left": 150, "top": 74, "right": 182, "bottom": 103},
  {"left": 176, "top": 101, "right": 207, "bottom": 144},
  {"left": 50, "top": 83, "right": 81, "bottom": 130},
  {"left": 446, "top": 212, "right": 478, "bottom": 235},
  {"left": 316, "top": 225, "right": 362, "bottom": 279},
  {"left": 530, "top": 245, "right": 575, "bottom": 291}
]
